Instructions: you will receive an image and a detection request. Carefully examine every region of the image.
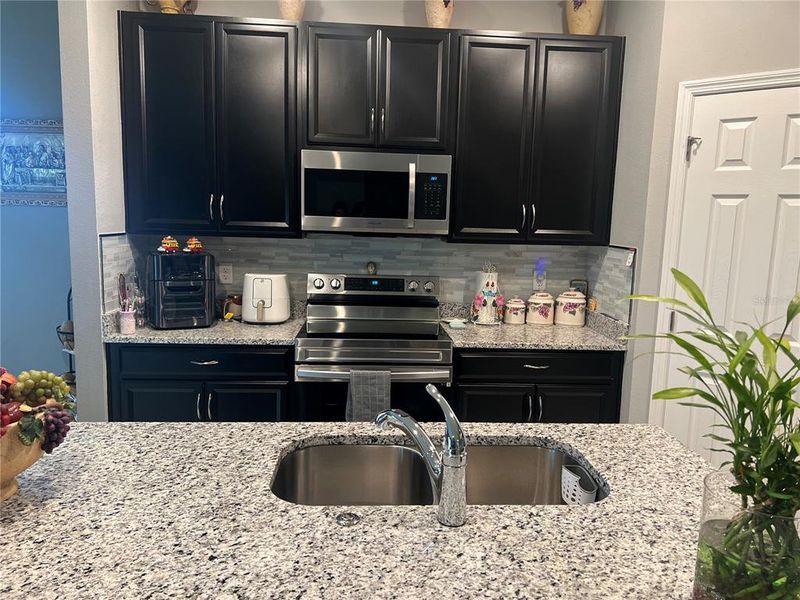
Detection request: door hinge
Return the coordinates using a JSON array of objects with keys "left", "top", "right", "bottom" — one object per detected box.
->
[{"left": 685, "top": 136, "right": 702, "bottom": 162}]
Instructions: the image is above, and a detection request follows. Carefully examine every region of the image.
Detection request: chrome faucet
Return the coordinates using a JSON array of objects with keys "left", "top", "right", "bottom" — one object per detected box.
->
[{"left": 374, "top": 384, "right": 467, "bottom": 527}]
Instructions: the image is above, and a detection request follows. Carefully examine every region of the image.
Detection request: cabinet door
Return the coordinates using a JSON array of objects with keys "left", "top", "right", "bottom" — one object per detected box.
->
[
  {"left": 378, "top": 27, "right": 451, "bottom": 149},
  {"left": 456, "top": 385, "right": 535, "bottom": 423},
  {"left": 216, "top": 23, "right": 297, "bottom": 234},
  {"left": 206, "top": 382, "right": 286, "bottom": 422},
  {"left": 116, "top": 380, "right": 204, "bottom": 421},
  {"left": 307, "top": 25, "right": 377, "bottom": 146},
  {"left": 528, "top": 39, "right": 623, "bottom": 245},
  {"left": 120, "top": 13, "right": 216, "bottom": 233},
  {"left": 536, "top": 384, "right": 618, "bottom": 423},
  {"left": 451, "top": 36, "right": 536, "bottom": 241}
]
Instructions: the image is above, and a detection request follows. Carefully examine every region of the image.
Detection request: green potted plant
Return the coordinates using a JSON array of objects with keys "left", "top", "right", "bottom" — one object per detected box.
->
[{"left": 630, "top": 269, "right": 799, "bottom": 600}]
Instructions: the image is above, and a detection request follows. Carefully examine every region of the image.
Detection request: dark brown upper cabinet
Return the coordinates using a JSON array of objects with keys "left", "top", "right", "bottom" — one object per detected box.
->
[
  {"left": 306, "top": 24, "right": 377, "bottom": 146},
  {"left": 305, "top": 23, "right": 453, "bottom": 150},
  {"left": 216, "top": 22, "right": 297, "bottom": 234},
  {"left": 451, "top": 34, "right": 624, "bottom": 245},
  {"left": 120, "top": 15, "right": 217, "bottom": 233},
  {"left": 120, "top": 12, "right": 298, "bottom": 236},
  {"left": 529, "top": 39, "right": 623, "bottom": 244},
  {"left": 451, "top": 35, "right": 536, "bottom": 241}
]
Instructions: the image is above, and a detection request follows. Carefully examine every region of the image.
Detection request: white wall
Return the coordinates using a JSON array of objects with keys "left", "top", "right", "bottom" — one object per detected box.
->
[
  {"left": 195, "top": 0, "right": 570, "bottom": 32},
  {"left": 59, "top": 0, "right": 134, "bottom": 421},
  {"left": 627, "top": 0, "right": 800, "bottom": 423}
]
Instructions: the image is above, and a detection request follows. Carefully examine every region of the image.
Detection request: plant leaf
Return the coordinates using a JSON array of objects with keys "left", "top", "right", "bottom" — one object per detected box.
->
[
  {"left": 755, "top": 328, "right": 777, "bottom": 374},
  {"left": 671, "top": 268, "right": 712, "bottom": 317},
  {"left": 728, "top": 332, "right": 756, "bottom": 374},
  {"left": 786, "top": 291, "right": 800, "bottom": 323},
  {"left": 653, "top": 387, "right": 704, "bottom": 399},
  {"left": 790, "top": 431, "right": 800, "bottom": 456}
]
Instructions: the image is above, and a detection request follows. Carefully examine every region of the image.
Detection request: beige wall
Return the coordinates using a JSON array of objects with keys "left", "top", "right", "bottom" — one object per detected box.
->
[
  {"left": 627, "top": 0, "right": 800, "bottom": 423},
  {"left": 196, "top": 0, "right": 571, "bottom": 32},
  {"left": 60, "top": 0, "right": 135, "bottom": 420}
]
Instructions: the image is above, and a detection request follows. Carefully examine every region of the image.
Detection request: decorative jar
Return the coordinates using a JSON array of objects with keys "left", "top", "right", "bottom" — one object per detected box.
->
[
  {"left": 503, "top": 298, "right": 526, "bottom": 325},
  {"left": 526, "top": 292, "right": 554, "bottom": 325},
  {"left": 555, "top": 289, "right": 586, "bottom": 326}
]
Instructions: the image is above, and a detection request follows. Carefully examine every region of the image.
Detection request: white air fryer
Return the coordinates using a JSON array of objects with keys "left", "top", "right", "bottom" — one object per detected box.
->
[{"left": 242, "top": 273, "right": 290, "bottom": 324}]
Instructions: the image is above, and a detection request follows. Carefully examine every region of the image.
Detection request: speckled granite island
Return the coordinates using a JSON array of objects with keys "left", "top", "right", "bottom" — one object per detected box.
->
[{"left": 2, "top": 422, "right": 706, "bottom": 599}]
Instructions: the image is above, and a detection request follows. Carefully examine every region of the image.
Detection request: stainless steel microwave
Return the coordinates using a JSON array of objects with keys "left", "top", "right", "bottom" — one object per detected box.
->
[{"left": 301, "top": 149, "right": 451, "bottom": 235}]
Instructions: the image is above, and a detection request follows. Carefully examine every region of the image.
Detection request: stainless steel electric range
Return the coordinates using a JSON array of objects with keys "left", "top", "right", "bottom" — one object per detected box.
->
[{"left": 294, "top": 273, "right": 452, "bottom": 421}]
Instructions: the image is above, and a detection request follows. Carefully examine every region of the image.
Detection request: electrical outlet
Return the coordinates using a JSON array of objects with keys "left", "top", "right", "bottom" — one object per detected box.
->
[
  {"left": 219, "top": 264, "right": 234, "bottom": 285},
  {"left": 533, "top": 270, "right": 547, "bottom": 291}
]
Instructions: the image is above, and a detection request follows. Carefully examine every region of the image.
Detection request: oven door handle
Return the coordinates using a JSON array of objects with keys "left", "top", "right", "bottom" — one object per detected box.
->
[
  {"left": 407, "top": 161, "right": 416, "bottom": 229},
  {"left": 295, "top": 366, "right": 451, "bottom": 383}
]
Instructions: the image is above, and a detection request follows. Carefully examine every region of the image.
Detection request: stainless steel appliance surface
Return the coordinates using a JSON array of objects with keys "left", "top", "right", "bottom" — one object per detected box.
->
[
  {"left": 295, "top": 273, "right": 452, "bottom": 421},
  {"left": 301, "top": 149, "right": 451, "bottom": 235}
]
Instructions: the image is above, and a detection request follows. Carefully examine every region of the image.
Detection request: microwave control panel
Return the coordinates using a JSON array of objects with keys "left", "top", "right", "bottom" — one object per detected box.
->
[{"left": 415, "top": 173, "right": 448, "bottom": 220}]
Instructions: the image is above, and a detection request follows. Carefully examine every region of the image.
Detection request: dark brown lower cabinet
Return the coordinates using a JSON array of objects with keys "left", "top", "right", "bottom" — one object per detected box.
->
[
  {"left": 107, "top": 344, "right": 292, "bottom": 422},
  {"left": 454, "top": 350, "right": 623, "bottom": 423}
]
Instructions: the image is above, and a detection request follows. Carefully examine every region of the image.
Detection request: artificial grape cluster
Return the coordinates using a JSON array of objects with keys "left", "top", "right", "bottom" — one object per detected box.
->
[
  {"left": 11, "top": 370, "right": 70, "bottom": 406},
  {"left": 42, "top": 408, "right": 73, "bottom": 454}
]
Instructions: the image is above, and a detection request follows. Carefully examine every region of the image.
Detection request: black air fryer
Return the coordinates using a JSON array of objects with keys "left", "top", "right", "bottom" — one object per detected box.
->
[{"left": 147, "top": 252, "right": 215, "bottom": 329}]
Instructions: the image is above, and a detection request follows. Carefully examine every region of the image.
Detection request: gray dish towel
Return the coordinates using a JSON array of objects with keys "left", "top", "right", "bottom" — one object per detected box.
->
[{"left": 346, "top": 370, "right": 392, "bottom": 422}]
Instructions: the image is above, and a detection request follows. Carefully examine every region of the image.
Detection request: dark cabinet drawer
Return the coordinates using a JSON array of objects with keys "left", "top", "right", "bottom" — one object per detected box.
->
[
  {"left": 113, "top": 345, "right": 292, "bottom": 379},
  {"left": 456, "top": 350, "right": 619, "bottom": 383}
]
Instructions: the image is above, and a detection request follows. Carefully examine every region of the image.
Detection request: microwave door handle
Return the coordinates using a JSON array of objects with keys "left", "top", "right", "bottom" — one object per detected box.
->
[{"left": 407, "top": 161, "right": 416, "bottom": 229}]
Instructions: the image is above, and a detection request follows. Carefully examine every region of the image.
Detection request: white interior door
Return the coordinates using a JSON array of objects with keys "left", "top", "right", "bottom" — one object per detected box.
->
[{"left": 659, "top": 83, "right": 800, "bottom": 465}]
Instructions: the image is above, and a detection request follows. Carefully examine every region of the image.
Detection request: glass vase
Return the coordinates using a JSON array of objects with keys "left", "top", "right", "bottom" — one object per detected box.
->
[{"left": 693, "top": 469, "right": 800, "bottom": 600}]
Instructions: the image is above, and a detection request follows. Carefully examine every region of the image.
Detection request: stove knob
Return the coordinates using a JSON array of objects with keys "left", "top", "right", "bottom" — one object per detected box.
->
[
  {"left": 423, "top": 281, "right": 435, "bottom": 293},
  {"left": 407, "top": 280, "right": 419, "bottom": 292},
  {"left": 313, "top": 278, "right": 325, "bottom": 290},
  {"left": 330, "top": 278, "right": 342, "bottom": 290}
]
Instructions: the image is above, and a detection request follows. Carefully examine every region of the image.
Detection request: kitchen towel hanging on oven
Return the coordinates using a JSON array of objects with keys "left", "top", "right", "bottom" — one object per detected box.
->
[{"left": 346, "top": 370, "right": 392, "bottom": 422}]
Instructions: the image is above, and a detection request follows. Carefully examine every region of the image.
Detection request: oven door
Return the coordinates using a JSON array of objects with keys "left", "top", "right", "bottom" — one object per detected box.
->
[{"left": 293, "top": 365, "right": 452, "bottom": 422}]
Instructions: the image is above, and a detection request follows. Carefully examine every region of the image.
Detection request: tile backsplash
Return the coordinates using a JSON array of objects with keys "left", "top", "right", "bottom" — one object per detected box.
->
[{"left": 100, "top": 233, "right": 636, "bottom": 324}]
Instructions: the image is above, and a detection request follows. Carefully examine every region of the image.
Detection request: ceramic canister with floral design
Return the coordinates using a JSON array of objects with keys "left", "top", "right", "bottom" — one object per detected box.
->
[
  {"left": 504, "top": 298, "right": 527, "bottom": 325},
  {"left": 554, "top": 289, "right": 587, "bottom": 327},
  {"left": 526, "top": 292, "right": 554, "bottom": 325}
]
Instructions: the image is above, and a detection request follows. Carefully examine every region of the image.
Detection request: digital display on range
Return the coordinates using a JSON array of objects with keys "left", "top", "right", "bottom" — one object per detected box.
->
[{"left": 344, "top": 277, "right": 405, "bottom": 292}]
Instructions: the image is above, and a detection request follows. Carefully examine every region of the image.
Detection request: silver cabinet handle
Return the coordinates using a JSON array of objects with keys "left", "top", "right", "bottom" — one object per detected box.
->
[
  {"left": 407, "top": 162, "right": 416, "bottom": 228},
  {"left": 526, "top": 392, "right": 533, "bottom": 423},
  {"left": 536, "top": 394, "right": 543, "bottom": 422},
  {"left": 520, "top": 204, "right": 526, "bottom": 231},
  {"left": 523, "top": 364, "right": 550, "bottom": 370},
  {"left": 370, "top": 107, "right": 375, "bottom": 135},
  {"left": 380, "top": 107, "right": 385, "bottom": 136},
  {"left": 195, "top": 392, "right": 202, "bottom": 420},
  {"left": 530, "top": 203, "right": 536, "bottom": 233},
  {"left": 190, "top": 360, "right": 219, "bottom": 366},
  {"left": 209, "top": 194, "right": 214, "bottom": 221},
  {"left": 219, "top": 194, "right": 225, "bottom": 223},
  {"left": 207, "top": 392, "right": 213, "bottom": 421}
]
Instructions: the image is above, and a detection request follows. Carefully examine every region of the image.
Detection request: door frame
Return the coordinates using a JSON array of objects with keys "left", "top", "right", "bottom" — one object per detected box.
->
[{"left": 648, "top": 68, "right": 800, "bottom": 427}]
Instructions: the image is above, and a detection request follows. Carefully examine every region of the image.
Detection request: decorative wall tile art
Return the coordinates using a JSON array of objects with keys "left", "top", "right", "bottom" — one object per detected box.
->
[{"left": 0, "top": 119, "right": 66, "bottom": 206}]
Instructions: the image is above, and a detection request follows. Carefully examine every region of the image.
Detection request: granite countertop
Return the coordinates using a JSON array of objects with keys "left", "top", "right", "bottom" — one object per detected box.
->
[
  {"left": 1, "top": 422, "right": 707, "bottom": 599},
  {"left": 103, "top": 316, "right": 625, "bottom": 351},
  {"left": 444, "top": 321, "right": 626, "bottom": 351},
  {"left": 104, "top": 316, "right": 305, "bottom": 345}
]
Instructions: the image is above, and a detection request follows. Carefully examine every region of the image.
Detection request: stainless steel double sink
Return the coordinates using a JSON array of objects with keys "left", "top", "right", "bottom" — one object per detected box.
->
[{"left": 271, "top": 443, "right": 605, "bottom": 506}]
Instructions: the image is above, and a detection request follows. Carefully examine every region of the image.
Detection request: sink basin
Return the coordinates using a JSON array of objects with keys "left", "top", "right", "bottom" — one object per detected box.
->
[{"left": 271, "top": 443, "right": 605, "bottom": 506}]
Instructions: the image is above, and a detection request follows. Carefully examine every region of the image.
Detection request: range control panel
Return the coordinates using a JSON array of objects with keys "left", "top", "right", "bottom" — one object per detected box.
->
[
  {"left": 415, "top": 173, "right": 448, "bottom": 221},
  {"left": 307, "top": 274, "right": 439, "bottom": 296}
]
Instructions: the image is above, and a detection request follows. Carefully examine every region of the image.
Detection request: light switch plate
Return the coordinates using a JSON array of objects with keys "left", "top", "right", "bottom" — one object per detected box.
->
[{"left": 219, "top": 264, "right": 234, "bottom": 285}]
